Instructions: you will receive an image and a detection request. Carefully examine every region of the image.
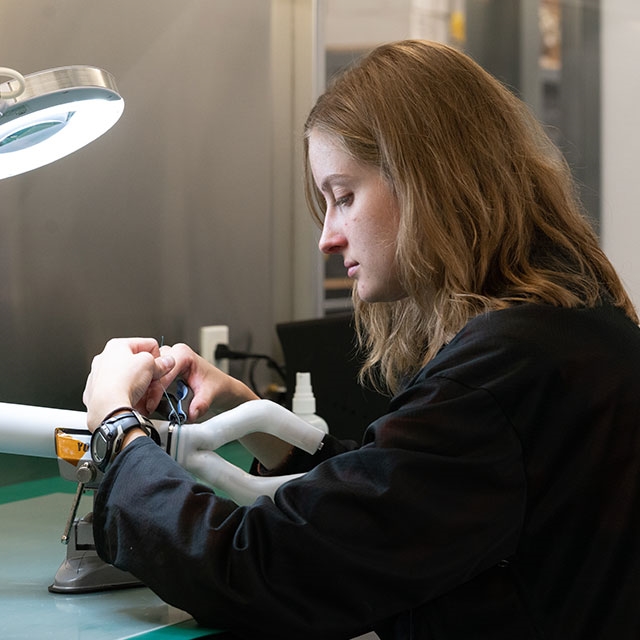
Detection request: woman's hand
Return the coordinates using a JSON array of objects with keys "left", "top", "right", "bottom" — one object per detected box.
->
[
  {"left": 84, "top": 337, "right": 290, "bottom": 469},
  {"left": 83, "top": 337, "right": 175, "bottom": 431},
  {"left": 159, "top": 344, "right": 292, "bottom": 468},
  {"left": 150, "top": 342, "right": 259, "bottom": 421},
  {"left": 150, "top": 343, "right": 292, "bottom": 468}
]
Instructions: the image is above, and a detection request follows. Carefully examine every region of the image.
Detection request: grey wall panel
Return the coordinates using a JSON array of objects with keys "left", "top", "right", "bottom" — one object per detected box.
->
[{"left": 0, "top": 1, "right": 276, "bottom": 409}]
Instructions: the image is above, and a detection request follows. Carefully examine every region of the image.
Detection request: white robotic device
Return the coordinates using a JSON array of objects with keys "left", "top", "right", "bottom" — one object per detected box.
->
[{"left": 0, "top": 397, "right": 325, "bottom": 592}]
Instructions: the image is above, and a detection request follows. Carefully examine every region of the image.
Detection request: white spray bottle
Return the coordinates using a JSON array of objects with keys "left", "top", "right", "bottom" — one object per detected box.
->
[{"left": 292, "top": 372, "right": 329, "bottom": 433}]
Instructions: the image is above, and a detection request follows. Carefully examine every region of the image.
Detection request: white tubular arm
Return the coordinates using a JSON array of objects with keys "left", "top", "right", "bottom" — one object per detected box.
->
[
  {"left": 185, "top": 450, "right": 305, "bottom": 506},
  {"left": 0, "top": 399, "right": 323, "bottom": 507},
  {"left": 174, "top": 399, "right": 325, "bottom": 458},
  {"left": 0, "top": 402, "right": 88, "bottom": 458},
  {"left": 173, "top": 399, "right": 325, "bottom": 505},
  {"left": 0, "top": 399, "right": 324, "bottom": 460}
]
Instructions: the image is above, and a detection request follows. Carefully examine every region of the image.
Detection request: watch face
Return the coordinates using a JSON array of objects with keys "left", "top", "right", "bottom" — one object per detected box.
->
[
  {"left": 90, "top": 412, "right": 156, "bottom": 472},
  {"left": 92, "top": 430, "right": 109, "bottom": 465}
]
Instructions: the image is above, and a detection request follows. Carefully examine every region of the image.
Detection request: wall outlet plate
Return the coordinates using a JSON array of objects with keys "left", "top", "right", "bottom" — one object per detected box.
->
[{"left": 199, "top": 325, "right": 229, "bottom": 373}]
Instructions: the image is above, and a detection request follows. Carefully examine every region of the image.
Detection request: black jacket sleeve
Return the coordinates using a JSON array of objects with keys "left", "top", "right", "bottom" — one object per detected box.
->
[{"left": 92, "top": 374, "right": 525, "bottom": 640}]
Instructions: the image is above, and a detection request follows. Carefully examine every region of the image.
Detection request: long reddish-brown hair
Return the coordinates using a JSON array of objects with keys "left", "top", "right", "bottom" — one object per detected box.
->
[{"left": 304, "top": 40, "right": 637, "bottom": 394}]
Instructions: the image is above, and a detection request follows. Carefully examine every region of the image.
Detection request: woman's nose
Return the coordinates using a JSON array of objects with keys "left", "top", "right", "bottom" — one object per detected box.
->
[{"left": 318, "top": 213, "right": 346, "bottom": 255}]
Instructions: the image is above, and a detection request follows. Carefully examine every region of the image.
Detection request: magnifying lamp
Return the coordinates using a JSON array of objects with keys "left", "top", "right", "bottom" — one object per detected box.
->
[{"left": 0, "top": 65, "right": 124, "bottom": 179}]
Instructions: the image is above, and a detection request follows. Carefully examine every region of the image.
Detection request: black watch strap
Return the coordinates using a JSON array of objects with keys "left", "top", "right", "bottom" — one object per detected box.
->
[{"left": 90, "top": 409, "right": 160, "bottom": 471}]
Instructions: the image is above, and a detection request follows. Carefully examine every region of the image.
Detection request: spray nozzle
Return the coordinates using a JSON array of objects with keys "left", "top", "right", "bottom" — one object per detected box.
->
[{"left": 292, "top": 371, "right": 316, "bottom": 415}]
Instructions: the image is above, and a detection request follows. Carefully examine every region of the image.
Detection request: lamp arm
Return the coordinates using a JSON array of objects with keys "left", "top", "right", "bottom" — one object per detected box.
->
[{"left": 0, "top": 67, "right": 26, "bottom": 100}]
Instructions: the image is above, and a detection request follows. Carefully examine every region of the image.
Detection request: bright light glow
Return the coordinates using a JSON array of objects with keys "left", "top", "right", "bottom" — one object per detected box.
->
[
  {"left": 0, "top": 67, "right": 124, "bottom": 179},
  {"left": 0, "top": 94, "right": 124, "bottom": 179}
]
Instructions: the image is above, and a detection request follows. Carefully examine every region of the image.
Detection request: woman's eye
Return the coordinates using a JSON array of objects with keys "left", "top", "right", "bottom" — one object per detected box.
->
[{"left": 335, "top": 194, "right": 353, "bottom": 208}]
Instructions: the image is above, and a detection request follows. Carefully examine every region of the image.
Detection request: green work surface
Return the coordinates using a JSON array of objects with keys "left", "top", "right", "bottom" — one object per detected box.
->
[{"left": 0, "top": 442, "right": 253, "bottom": 639}]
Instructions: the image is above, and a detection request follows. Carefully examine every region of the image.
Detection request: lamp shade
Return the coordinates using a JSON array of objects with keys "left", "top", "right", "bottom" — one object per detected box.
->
[{"left": 0, "top": 65, "right": 124, "bottom": 179}]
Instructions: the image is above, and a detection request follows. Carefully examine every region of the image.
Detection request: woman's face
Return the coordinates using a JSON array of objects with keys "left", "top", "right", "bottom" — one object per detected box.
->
[{"left": 309, "top": 129, "right": 406, "bottom": 304}]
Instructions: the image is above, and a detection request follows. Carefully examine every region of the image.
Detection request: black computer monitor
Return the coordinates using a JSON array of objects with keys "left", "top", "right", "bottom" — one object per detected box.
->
[{"left": 276, "top": 313, "right": 390, "bottom": 442}]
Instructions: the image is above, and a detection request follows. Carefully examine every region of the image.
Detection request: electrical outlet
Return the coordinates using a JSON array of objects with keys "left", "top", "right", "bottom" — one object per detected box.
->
[{"left": 199, "top": 325, "right": 229, "bottom": 373}]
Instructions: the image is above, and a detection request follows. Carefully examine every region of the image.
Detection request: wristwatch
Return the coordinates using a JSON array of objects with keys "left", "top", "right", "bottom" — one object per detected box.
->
[{"left": 91, "top": 409, "right": 161, "bottom": 472}]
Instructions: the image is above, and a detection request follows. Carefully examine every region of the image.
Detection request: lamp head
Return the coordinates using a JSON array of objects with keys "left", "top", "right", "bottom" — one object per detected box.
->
[{"left": 0, "top": 65, "right": 124, "bottom": 179}]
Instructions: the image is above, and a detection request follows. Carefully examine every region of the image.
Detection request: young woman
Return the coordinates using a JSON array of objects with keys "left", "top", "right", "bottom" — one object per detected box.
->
[{"left": 83, "top": 41, "right": 640, "bottom": 639}]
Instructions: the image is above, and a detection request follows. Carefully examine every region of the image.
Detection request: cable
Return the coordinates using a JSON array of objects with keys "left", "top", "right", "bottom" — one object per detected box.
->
[{"left": 214, "top": 344, "right": 287, "bottom": 396}]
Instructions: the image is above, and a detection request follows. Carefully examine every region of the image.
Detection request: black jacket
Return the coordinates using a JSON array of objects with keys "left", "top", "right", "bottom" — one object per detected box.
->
[{"left": 93, "top": 303, "right": 640, "bottom": 639}]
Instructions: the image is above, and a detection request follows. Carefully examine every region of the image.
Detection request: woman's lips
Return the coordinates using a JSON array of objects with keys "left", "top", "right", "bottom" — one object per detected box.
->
[{"left": 345, "top": 261, "right": 358, "bottom": 278}]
